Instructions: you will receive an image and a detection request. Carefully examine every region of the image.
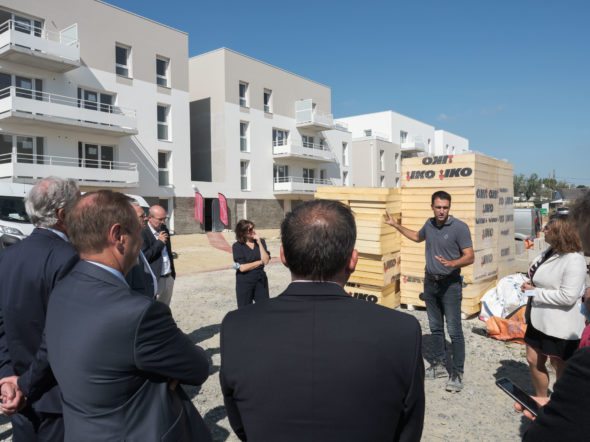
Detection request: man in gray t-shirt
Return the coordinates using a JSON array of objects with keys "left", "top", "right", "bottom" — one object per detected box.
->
[{"left": 385, "top": 190, "right": 474, "bottom": 393}]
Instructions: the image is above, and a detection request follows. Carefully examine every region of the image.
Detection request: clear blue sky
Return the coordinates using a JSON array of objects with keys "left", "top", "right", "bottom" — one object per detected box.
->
[{"left": 108, "top": 0, "right": 590, "bottom": 186}]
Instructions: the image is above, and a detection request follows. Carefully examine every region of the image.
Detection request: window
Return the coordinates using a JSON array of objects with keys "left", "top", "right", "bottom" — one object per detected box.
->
[
  {"left": 380, "top": 175, "right": 385, "bottom": 187},
  {"left": 77, "top": 142, "right": 115, "bottom": 169},
  {"left": 78, "top": 88, "right": 114, "bottom": 113},
  {"left": 272, "top": 129, "right": 289, "bottom": 147},
  {"left": 240, "top": 122, "right": 249, "bottom": 152},
  {"left": 273, "top": 164, "right": 289, "bottom": 181},
  {"left": 342, "top": 142, "right": 349, "bottom": 166},
  {"left": 395, "top": 153, "right": 400, "bottom": 173},
  {"left": 239, "top": 81, "right": 248, "bottom": 107},
  {"left": 395, "top": 177, "right": 400, "bottom": 187},
  {"left": 364, "top": 129, "right": 373, "bottom": 137},
  {"left": 303, "top": 168, "right": 315, "bottom": 184},
  {"left": 302, "top": 135, "right": 314, "bottom": 148},
  {"left": 320, "top": 169, "right": 327, "bottom": 181},
  {"left": 379, "top": 150, "right": 385, "bottom": 171},
  {"left": 263, "top": 89, "right": 272, "bottom": 113},
  {"left": 0, "top": 11, "right": 43, "bottom": 37},
  {"left": 343, "top": 171, "right": 349, "bottom": 186},
  {"left": 240, "top": 160, "right": 250, "bottom": 190},
  {"left": 400, "top": 131, "right": 408, "bottom": 144},
  {"left": 446, "top": 144, "right": 449, "bottom": 154},
  {"left": 428, "top": 138, "right": 432, "bottom": 154},
  {"left": 14, "top": 76, "right": 42, "bottom": 100},
  {"left": 158, "top": 151, "right": 170, "bottom": 186},
  {"left": 157, "top": 105, "right": 170, "bottom": 140},
  {"left": 115, "top": 45, "right": 131, "bottom": 77},
  {"left": 16, "top": 136, "right": 44, "bottom": 164},
  {"left": 156, "top": 56, "right": 169, "bottom": 87}
]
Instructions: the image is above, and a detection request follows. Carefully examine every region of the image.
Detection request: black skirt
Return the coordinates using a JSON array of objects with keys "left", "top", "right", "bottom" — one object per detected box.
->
[{"left": 524, "top": 321, "right": 580, "bottom": 361}]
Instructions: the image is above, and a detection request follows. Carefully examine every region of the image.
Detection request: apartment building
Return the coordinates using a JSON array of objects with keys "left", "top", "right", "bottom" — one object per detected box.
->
[
  {"left": 335, "top": 111, "right": 469, "bottom": 187},
  {"left": 0, "top": 0, "right": 194, "bottom": 232},
  {"left": 189, "top": 48, "right": 351, "bottom": 231}
]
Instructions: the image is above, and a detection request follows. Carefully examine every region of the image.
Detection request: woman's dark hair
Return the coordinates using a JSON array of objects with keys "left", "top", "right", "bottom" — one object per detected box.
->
[
  {"left": 431, "top": 190, "right": 452, "bottom": 205},
  {"left": 235, "top": 219, "right": 254, "bottom": 244},
  {"left": 281, "top": 199, "right": 356, "bottom": 281},
  {"left": 547, "top": 217, "right": 582, "bottom": 254}
]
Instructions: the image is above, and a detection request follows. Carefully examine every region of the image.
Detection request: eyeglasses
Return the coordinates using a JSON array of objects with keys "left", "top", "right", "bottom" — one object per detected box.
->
[{"left": 152, "top": 216, "right": 168, "bottom": 222}]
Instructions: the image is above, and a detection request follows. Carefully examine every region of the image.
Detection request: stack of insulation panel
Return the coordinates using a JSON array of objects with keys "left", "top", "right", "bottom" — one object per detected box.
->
[
  {"left": 315, "top": 186, "right": 401, "bottom": 309},
  {"left": 399, "top": 153, "right": 515, "bottom": 315}
]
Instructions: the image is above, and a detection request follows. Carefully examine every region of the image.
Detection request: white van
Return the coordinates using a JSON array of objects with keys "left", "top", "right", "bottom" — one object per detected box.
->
[{"left": 0, "top": 182, "right": 35, "bottom": 241}]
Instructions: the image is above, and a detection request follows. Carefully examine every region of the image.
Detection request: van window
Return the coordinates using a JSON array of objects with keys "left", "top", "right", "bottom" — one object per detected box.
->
[{"left": 0, "top": 196, "right": 30, "bottom": 223}]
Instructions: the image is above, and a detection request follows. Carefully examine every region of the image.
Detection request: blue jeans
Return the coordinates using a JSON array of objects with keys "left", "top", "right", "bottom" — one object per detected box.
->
[{"left": 423, "top": 275, "right": 465, "bottom": 374}]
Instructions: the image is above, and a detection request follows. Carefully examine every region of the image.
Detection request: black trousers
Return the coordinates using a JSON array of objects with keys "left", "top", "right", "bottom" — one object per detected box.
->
[
  {"left": 236, "top": 271, "right": 269, "bottom": 308},
  {"left": 11, "top": 411, "right": 63, "bottom": 442}
]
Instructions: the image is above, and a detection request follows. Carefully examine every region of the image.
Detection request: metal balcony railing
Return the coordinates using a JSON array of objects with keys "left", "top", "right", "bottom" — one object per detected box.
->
[
  {"left": 0, "top": 152, "right": 137, "bottom": 171},
  {"left": 0, "top": 19, "right": 78, "bottom": 47},
  {"left": 272, "top": 139, "right": 334, "bottom": 161}
]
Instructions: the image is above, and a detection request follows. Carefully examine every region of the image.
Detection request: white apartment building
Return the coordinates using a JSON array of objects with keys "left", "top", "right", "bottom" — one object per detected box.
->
[
  {"left": 189, "top": 48, "right": 351, "bottom": 231},
  {"left": 335, "top": 111, "right": 469, "bottom": 187},
  {"left": 0, "top": 0, "right": 195, "bottom": 232}
]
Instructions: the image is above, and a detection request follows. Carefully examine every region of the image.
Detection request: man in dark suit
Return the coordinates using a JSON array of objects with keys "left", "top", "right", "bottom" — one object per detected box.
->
[
  {"left": 142, "top": 205, "right": 175, "bottom": 305},
  {"left": 0, "top": 177, "right": 80, "bottom": 441},
  {"left": 220, "top": 199, "right": 425, "bottom": 442},
  {"left": 125, "top": 202, "right": 157, "bottom": 298},
  {"left": 45, "top": 191, "right": 211, "bottom": 441}
]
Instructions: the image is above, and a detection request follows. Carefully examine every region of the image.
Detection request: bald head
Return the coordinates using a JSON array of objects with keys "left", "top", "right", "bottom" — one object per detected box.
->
[{"left": 148, "top": 205, "right": 167, "bottom": 231}]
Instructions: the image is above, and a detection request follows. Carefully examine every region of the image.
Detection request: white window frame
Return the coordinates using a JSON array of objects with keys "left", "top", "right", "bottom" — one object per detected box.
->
[
  {"left": 302, "top": 135, "right": 314, "bottom": 148},
  {"left": 263, "top": 88, "right": 272, "bottom": 113},
  {"left": 400, "top": 131, "right": 408, "bottom": 143},
  {"left": 239, "top": 81, "right": 249, "bottom": 107},
  {"left": 78, "top": 87, "right": 115, "bottom": 113},
  {"left": 273, "top": 164, "right": 289, "bottom": 180},
  {"left": 240, "top": 160, "right": 250, "bottom": 190},
  {"left": 379, "top": 149, "right": 385, "bottom": 171},
  {"left": 380, "top": 175, "right": 385, "bottom": 187},
  {"left": 157, "top": 104, "right": 171, "bottom": 141},
  {"left": 303, "top": 168, "right": 315, "bottom": 184},
  {"left": 13, "top": 135, "right": 44, "bottom": 164},
  {"left": 272, "top": 129, "right": 289, "bottom": 147},
  {"left": 395, "top": 153, "right": 400, "bottom": 173},
  {"left": 156, "top": 56, "right": 170, "bottom": 87},
  {"left": 158, "top": 150, "right": 171, "bottom": 186},
  {"left": 240, "top": 121, "right": 249, "bottom": 152},
  {"left": 342, "top": 170, "right": 349, "bottom": 186},
  {"left": 115, "top": 44, "right": 131, "bottom": 77}
]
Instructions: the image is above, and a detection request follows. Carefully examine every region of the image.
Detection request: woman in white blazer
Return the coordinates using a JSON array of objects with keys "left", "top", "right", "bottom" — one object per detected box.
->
[{"left": 521, "top": 216, "right": 586, "bottom": 397}]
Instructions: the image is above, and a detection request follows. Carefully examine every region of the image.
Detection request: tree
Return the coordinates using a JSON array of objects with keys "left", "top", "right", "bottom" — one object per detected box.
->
[
  {"left": 514, "top": 174, "right": 526, "bottom": 198},
  {"left": 524, "top": 173, "right": 540, "bottom": 201}
]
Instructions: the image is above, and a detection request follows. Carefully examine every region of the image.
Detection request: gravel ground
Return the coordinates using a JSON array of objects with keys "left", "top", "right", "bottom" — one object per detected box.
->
[{"left": 0, "top": 232, "right": 553, "bottom": 441}]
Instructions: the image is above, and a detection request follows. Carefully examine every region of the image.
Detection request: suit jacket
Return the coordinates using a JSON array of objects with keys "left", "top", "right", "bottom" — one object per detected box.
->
[
  {"left": 125, "top": 250, "right": 156, "bottom": 298},
  {"left": 46, "top": 260, "right": 211, "bottom": 442},
  {"left": 0, "top": 227, "right": 78, "bottom": 414},
  {"left": 524, "top": 346, "right": 590, "bottom": 441},
  {"left": 220, "top": 282, "right": 425, "bottom": 442},
  {"left": 529, "top": 249, "right": 586, "bottom": 339},
  {"left": 142, "top": 225, "right": 176, "bottom": 279}
]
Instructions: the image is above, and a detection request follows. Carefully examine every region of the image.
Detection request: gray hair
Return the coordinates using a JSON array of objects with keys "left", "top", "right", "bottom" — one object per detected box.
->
[{"left": 25, "top": 177, "right": 79, "bottom": 227}]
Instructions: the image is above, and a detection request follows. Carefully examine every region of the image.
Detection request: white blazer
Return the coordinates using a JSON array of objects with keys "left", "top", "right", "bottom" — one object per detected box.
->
[{"left": 530, "top": 249, "right": 587, "bottom": 340}]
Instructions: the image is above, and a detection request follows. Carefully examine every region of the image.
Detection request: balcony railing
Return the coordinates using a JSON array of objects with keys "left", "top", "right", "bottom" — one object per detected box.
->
[
  {"left": 295, "top": 99, "right": 334, "bottom": 130},
  {"left": 401, "top": 135, "right": 426, "bottom": 152},
  {"left": 0, "top": 151, "right": 138, "bottom": 186},
  {"left": 0, "top": 20, "right": 80, "bottom": 70},
  {"left": 272, "top": 139, "right": 334, "bottom": 161},
  {"left": 0, "top": 86, "right": 138, "bottom": 134},
  {"left": 273, "top": 176, "right": 333, "bottom": 193}
]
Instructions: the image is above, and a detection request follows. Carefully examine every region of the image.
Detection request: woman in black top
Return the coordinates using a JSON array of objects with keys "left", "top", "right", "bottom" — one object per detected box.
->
[{"left": 232, "top": 219, "right": 270, "bottom": 308}]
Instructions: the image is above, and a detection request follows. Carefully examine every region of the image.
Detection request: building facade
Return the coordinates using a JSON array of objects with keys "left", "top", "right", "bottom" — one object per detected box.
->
[
  {"left": 0, "top": 0, "right": 193, "bottom": 232},
  {"left": 335, "top": 111, "right": 470, "bottom": 187},
  {"left": 189, "top": 48, "right": 351, "bottom": 231}
]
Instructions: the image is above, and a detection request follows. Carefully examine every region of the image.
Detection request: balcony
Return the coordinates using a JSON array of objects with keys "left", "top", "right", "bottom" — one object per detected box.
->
[
  {"left": 0, "top": 20, "right": 80, "bottom": 72},
  {"left": 0, "top": 151, "right": 138, "bottom": 187},
  {"left": 272, "top": 139, "right": 334, "bottom": 162},
  {"left": 0, "top": 87, "right": 138, "bottom": 136},
  {"left": 295, "top": 99, "right": 334, "bottom": 131},
  {"left": 401, "top": 135, "right": 426, "bottom": 153},
  {"left": 273, "top": 176, "right": 333, "bottom": 194}
]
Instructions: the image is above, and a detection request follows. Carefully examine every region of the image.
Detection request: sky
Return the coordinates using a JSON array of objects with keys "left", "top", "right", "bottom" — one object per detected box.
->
[{"left": 108, "top": 0, "right": 590, "bottom": 186}]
